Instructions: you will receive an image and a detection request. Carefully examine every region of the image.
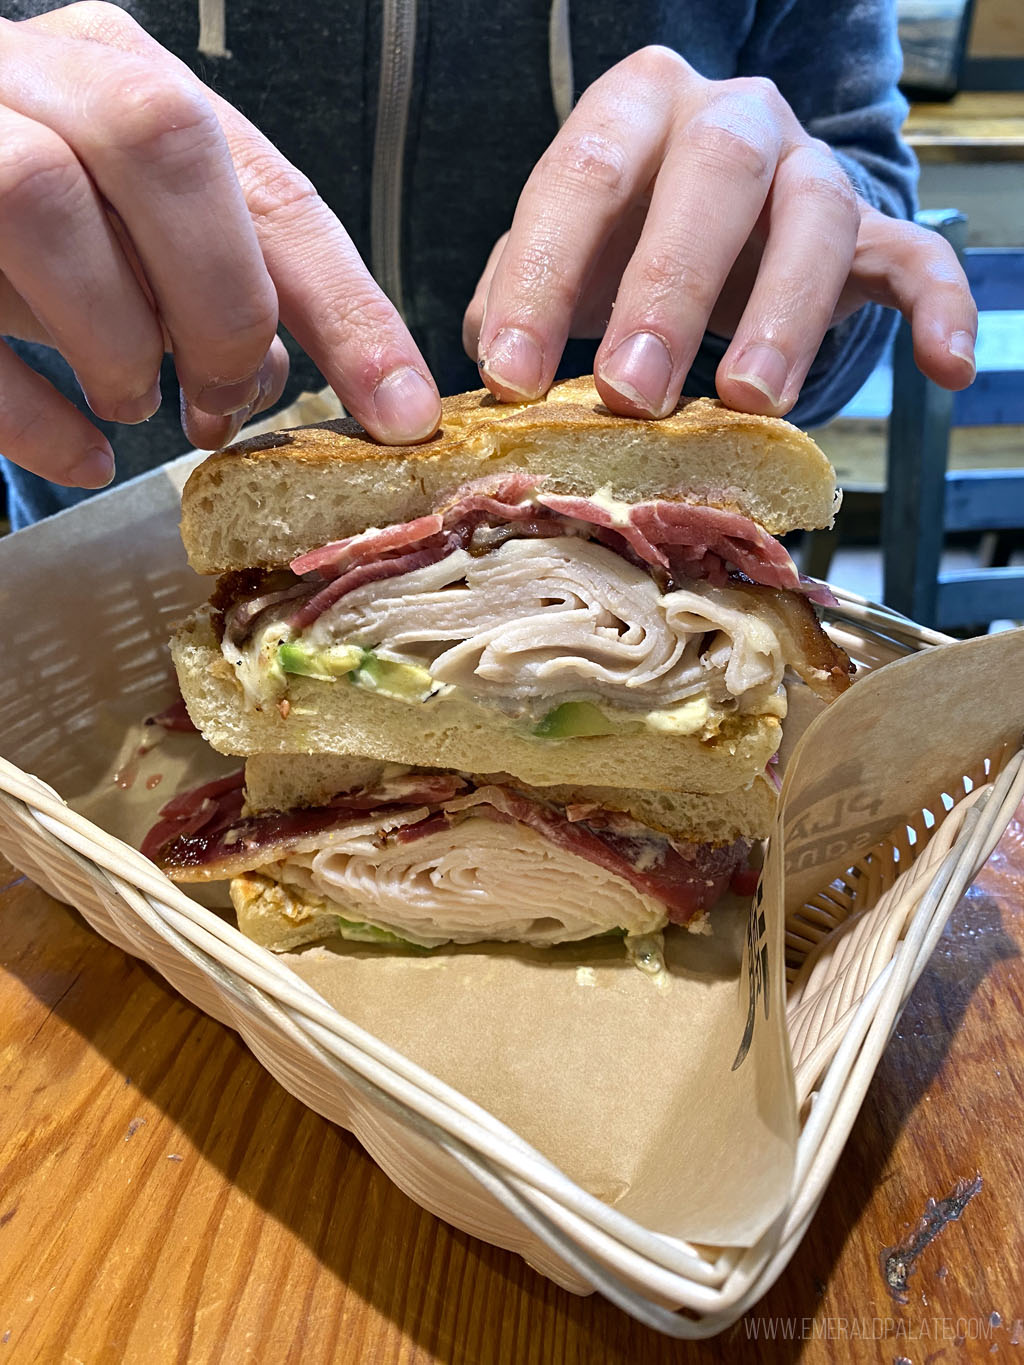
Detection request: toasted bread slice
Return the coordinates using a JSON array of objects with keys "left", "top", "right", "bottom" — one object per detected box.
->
[{"left": 181, "top": 377, "right": 839, "bottom": 575}]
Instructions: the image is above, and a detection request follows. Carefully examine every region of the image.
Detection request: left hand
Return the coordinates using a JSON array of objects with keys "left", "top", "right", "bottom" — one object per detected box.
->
[{"left": 463, "top": 46, "right": 977, "bottom": 420}]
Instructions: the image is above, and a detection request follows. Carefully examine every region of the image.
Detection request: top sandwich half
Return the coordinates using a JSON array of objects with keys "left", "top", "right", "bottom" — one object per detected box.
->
[
  {"left": 174, "top": 378, "right": 851, "bottom": 791},
  {"left": 182, "top": 377, "right": 840, "bottom": 574}
]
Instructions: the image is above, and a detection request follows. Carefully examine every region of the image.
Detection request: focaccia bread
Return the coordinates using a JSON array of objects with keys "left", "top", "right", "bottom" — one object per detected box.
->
[{"left": 173, "top": 377, "right": 851, "bottom": 792}]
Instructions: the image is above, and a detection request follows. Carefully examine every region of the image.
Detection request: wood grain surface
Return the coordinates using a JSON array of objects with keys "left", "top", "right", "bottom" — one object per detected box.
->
[
  {"left": 905, "top": 92, "right": 1024, "bottom": 162},
  {"left": 2, "top": 811, "right": 1023, "bottom": 1364}
]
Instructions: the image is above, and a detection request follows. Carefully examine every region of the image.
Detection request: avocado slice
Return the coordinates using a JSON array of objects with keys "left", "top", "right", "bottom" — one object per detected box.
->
[
  {"left": 354, "top": 652, "right": 438, "bottom": 702},
  {"left": 335, "top": 917, "right": 431, "bottom": 950},
  {"left": 532, "top": 700, "right": 619, "bottom": 738},
  {"left": 277, "top": 641, "right": 364, "bottom": 679}
]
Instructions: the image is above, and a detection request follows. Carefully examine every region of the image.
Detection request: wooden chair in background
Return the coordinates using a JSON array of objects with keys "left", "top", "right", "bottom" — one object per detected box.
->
[{"left": 883, "top": 208, "right": 1024, "bottom": 629}]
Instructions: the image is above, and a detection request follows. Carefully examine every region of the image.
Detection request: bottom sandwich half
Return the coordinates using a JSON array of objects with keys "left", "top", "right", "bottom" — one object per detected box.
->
[{"left": 143, "top": 754, "right": 774, "bottom": 955}]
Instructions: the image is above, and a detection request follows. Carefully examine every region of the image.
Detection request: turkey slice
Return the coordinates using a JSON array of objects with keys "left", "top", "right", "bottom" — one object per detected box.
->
[
  {"left": 271, "top": 816, "right": 669, "bottom": 947},
  {"left": 302, "top": 537, "right": 810, "bottom": 714},
  {"left": 300, "top": 537, "right": 851, "bottom": 715}
]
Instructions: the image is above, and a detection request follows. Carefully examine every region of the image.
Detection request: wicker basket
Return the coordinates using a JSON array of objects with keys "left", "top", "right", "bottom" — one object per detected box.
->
[{"left": 1, "top": 505, "right": 1021, "bottom": 1337}]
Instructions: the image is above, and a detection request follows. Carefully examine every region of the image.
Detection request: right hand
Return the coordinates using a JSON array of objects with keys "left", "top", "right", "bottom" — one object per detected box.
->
[{"left": 0, "top": 2, "right": 441, "bottom": 488}]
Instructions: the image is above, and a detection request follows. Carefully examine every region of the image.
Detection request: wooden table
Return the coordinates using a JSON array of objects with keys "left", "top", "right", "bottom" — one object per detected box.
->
[
  {"left": 2, "top": 811, "right": 1023, "bottom": 1364},
  {"left": 905, "top": 91, "right": 1024, "bottom": 163}
]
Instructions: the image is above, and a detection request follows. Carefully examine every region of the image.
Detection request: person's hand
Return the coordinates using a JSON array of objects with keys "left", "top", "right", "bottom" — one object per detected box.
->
[
  {"left": 0, "top": 2, "right": 441, "bottom": 489},
  {"left": 464, "top": 46, "right": 977, "bottom": 420}
]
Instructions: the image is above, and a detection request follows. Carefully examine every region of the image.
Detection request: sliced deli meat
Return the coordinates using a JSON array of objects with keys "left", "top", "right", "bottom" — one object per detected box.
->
[
  {"left": 215, "top": 473, "right": 852, "bottom": 717},
  {"left": 145, "top": 769, "right": 751, "bottom": 945}
]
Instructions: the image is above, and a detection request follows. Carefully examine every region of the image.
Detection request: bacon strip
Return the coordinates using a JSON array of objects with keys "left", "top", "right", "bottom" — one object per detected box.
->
[
  {"left": 144, "top": 770, "right": 468, "bottom": 876},
  {"left": 224, "top": 581, "right": 318, "bottom": 649},
  {"left": 291, "top": 514, "right": 445, "bottom": 577},
  {"left": 288, "top": 530, "right": 469, "bottom": 632},
  {"left": 738, "top": 583, "right": 854, "bottom": 700}
]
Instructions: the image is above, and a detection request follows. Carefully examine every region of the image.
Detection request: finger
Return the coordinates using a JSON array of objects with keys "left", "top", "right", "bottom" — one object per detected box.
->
[
  {"left": 840, "top": 209, "right": 978, "bottom": 391},
  {"left": 594, "top": 88, "right": 785, "bottom": 417},
  {"left": 2, "top": 22, "right": 280, "bottom": 417},
  {"left": 224, "top": 120, "right": 441, "bottom": 442},
  {"left": 474, "top": 83, "right": 669, "bottom": 400},
  {"left": 0, "top": 100, "right": 164, "bottom": 423},
  {"left": 571, "top": 205, "right": 648, "bottom": 337},
  {"left": 476, "top": 116, "right": 656, "bottom": 400},
  {"left": 463, "top": 232, "right": 509, "bottom": 362},
  {"left": 7, "top": 8, "right": 440, "bottom": 444},
  {"left": 463, "top": 213, "right": 644, "bottom": 364},
  {"left": 0, "top": 338, "right": 114, "bottom": 486},
  {"left": 716, "top": 141, "right": 860, "bottom": 416},
  {"left": 0, "top": 271, "right": 56, "bottom": 345},
  {"left": 181, "top": 335, "right": 290, "bottom": 449}
]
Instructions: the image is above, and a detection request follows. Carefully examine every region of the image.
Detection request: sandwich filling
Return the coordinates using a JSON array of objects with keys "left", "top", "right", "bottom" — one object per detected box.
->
[
  {"left": 144, "top": 768, "right": 754, "bottom": 948},
  {"left": 214, "top": 473, "right": 852, "bottom": 736}
]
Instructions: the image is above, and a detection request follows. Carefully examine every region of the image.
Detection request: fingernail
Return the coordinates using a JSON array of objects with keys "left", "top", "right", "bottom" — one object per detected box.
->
[
  {"left": 479, "top": 327, "right": 545, "bottom": 398},
  {"left": 220, "top": 406, "right": 251, "bottom": 446},
  {"left": 598, "top": 332, "right": 674, "bottom": 417},
  {"left": 110, "top": 380, "right": 162, "bottom": 425},
  {"left": 725, "top": 343, "right": 789, "bottom": 407},
  {"left": 195, "top": 373, "right": 261, "bottom": 416},
  {"left": 70, "top": 447, "right": 115, "bottom": 489},
  {"left": 372, "top": 367, "right": 441, "bottom": 442},
  {"left": 949, "top": 330, "right": 976, "bottom": 377}
]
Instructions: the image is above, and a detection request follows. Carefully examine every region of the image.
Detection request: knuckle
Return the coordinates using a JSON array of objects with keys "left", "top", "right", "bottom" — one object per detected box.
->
[
  {"left": 806, "top": 136, "right": 836, "bottom": 163},
  {"left": 636, "top": 247, "right": 709, "bottom": 308},
  {"left": 322, "top": 291, "right": 406, "bottom": 356},
  {"left": 796, "top": 160, "right": 859, "bottom": 219},
  {"left": 60, "top": 0, "right": 141, "bottom": 39},
  {"left": 685, "top": 114, "right": 773, "bottom": 182},
  {"left": 921, "top": 241, "right": 976, "bottom": 306},
  {"left": 189, "top": 297, "right": 279, "bottom": 357},
  {"left": 541, "top": 130, "right": 630, "bottom": 198},
  {"left": 501, "top": 241, "right": 578, "bottom": 312},
  {"left": 911, "top": 225, "right": 962, "bottom": 272},
  {"left": 727, "top": 75, "right": 784, "bottom": 111},
  {"left": 0, "top": 134, "right": 80, "bottom": 217},
  {"left": 624, "top": 44, "right": 688, "bottom": 88},
  {"left": 106, "top": 74, "right": 219, "bottom": 163},
  {"left": 236, "top": 149, "right": 323, "bottom": 228}
]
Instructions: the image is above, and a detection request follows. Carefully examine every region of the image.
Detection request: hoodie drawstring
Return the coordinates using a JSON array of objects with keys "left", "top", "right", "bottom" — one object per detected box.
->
[
  {"left": 197, "top": 0, "right": 230, "bottom": 59},
  {"left": 195, "top": 1, "right": 574, "bottom": 321},
  {"left": 371, "top": 0, "right": 418, "bottom": 317},
  {"left": 548, "top": 0, "right": 575, "bottom": 126}
]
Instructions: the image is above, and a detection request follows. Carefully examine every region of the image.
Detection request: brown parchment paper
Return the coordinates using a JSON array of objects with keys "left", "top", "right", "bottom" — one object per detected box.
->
[{"left": 1, "top": 456, "right": 1020, "bottom": 1252}]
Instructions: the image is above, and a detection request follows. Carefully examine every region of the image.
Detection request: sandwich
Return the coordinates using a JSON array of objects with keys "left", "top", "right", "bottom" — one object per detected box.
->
[
  {"left": 143, "top": 754, "right": 775, "bottom": 954},
  {"left": 171, "top": 377, "right": 852, "bottom": 795}
]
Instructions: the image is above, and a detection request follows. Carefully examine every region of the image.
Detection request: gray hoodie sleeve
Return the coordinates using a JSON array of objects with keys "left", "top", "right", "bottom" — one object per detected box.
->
[{"left": 686, "top": 0, "right": 918, "bottom": 428}]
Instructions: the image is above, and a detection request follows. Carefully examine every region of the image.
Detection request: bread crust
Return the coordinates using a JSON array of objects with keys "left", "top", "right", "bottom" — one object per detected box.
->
[
  {"left": 181, "top": 377, "right": 839, "bottom": 574},
  {"left": 230, "top": 872, "right": 342, "bottom": 953}
]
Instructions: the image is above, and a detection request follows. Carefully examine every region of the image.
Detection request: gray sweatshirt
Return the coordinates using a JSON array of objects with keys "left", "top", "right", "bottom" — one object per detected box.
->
[{"left": 2, "top": 0, "right": 916, "bottom": 527}]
